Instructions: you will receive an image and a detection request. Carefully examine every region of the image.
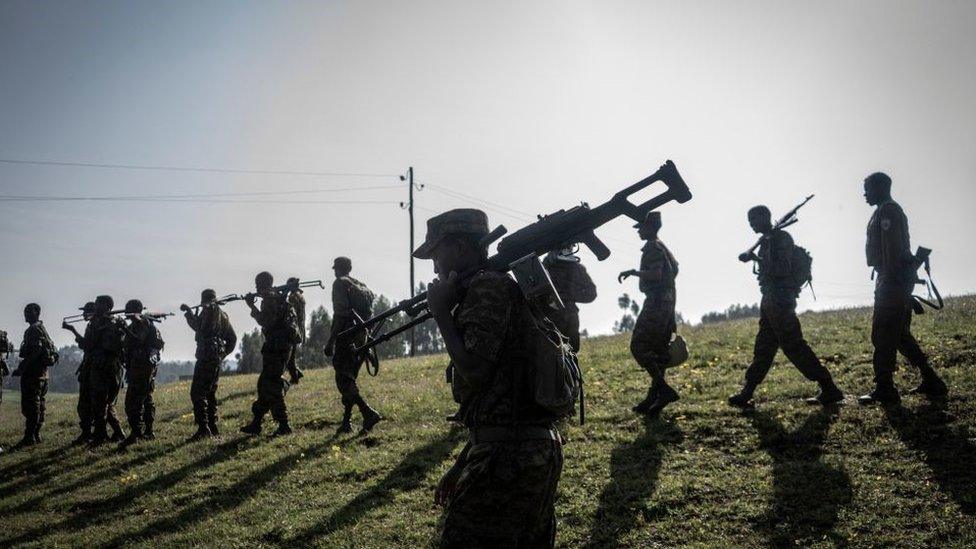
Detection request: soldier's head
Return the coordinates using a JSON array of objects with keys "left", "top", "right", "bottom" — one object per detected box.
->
[
  {"left": 124, "top": 299, "right": 144, "bottom": 315},
  {"left": 332, "top": 257, "right": 352, "bottom": 277},
  {"left": 95, "top": 295, "right": 114, "bottom": 316},
  {"left": 633, "top": 211, "right": 662, "bottom": 240},
  {"left": 81, "top": 301, "right": 96, "bottom": 321},
  {"left": 863, "top": 172, "right": 892, "bottom": 206},
  {"left": 747, "top": 206, "right": 773, "bottom": 234},
  {"left": 413, "top": 208, "right": 490, "bottom": 278},
  {"left": 23, "top": 303, "right": 40, "bottom": 324},
  {"left": 201, "top": 289, "right": 217, "bottom": 305},
  {"left": 255, "top": 271, "right": 274, "bottom": 294},
  {"left": 286, "top": 277, "right": 301, "bottom": 292}
]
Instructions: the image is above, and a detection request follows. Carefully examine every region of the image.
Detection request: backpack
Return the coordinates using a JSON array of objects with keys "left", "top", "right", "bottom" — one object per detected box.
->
[
  {"left": 146, "top": 322, "right": 165, "bottom": 363},
  {"left": 280, "top": 295, "right": 304, "bottom": 345},
  {"left": 345, "top": 277, "right": 375, "bottom": 320},
  {"left": 528, "top": 311, "right": 585, "bottom": 424},
  {"left": 38, "top": 325, "right": 59, "bottom": 368},
  {"left": 791, "top": 245, "right": 814, "bottom": 294}
]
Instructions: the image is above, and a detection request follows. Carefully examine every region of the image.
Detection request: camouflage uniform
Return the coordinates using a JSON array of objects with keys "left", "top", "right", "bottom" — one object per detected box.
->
[
  {"left": 185, "top": 303, "right": 237, "bottom": 432},
  {"left": 331, "top": 276, "right": 370, "bottom": 409},
  {"left": 287, "top": 289, "right": 306, "bottom": 382},
  {"left": 122, "top": 317, "right": 161, "bottom": 437},
  {"left": 440, "top": 272, "right": 563, "bottom": 549},
  {"left": 1, "top": 330, "right": 10, "bottom": 413},
  {"left": 866, "top": 199, "right": 941, "bottom": 386},
  {"left": 17, "top": 321, "right": 54, "bottom": 442},
  {"left": 743, "top": 229, "right": 833, "bottom": 386},
  {"left": 69, "top": 325, "right": 94, "bottom": 439},
  {"left": 249, "top": 291, "right": 294, "bottom": 427},
  {"left": 630, "top": 238, "right": 679, "bottom": 383},
  {"left": 85, "top": 316, "right": 126, "bottom": 442},
  {"left": 542, "top": 255, "right": 597, "bottom": 352}
]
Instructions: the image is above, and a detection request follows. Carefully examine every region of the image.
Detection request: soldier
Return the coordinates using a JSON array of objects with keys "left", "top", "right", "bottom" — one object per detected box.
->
[
  {"left": 86, "top": 295, "right": 127, "bottom": 447},
  {"left": 240, "top": 272, "right": 297, "bottom": 436},
  {"left": 859, "top": 172, "right": 947, "bottom": 404},
  {"left": 12, "top": 303, "right": 58, "bottom": 448},
  {"left": 286, "top": 277, "right": 306, "bottom": 385},
  {"left": 728, "top": 206, "right": 843, "bottom": 407},
  {"left": 417, "top": 209, "right": 564, "bottom": 548},
  {"left": 543, "top": 248, "right": 597, "bottom": 352},
  {"left": 618, "top": 211, "right": 681, "bottom": 417},
  {"left": 62, "top": 302, "right": 96, "bottom": 445},
  {"left": 120, "top": 299, "right": 164, "bottom": 447},
  {"left": 182, "top": 289, "right": 238, "bottom": 440},
  {"left": 1, "top": 328, "right": 12, "bottom": 454},
  {"left": 324, "top": 257, "right": 382, "bottom": 435}
]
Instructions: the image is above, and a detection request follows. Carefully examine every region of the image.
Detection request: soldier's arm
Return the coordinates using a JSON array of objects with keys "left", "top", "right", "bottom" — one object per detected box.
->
[
  {"left": 574, "top": 266, "right": 598, "bottom": 304},
  {"left": 18, "top": 327, "right": 43, "bottom": 367},
  {"left": 184, "top": 310, "right": 201, "bottom": 332},
  {"left": 880, "top": 205, "right": 914, "bottom": 271}
]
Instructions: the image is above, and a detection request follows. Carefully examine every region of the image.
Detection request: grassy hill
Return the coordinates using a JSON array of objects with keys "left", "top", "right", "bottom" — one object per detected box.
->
[{"left": 1, "top": 296, "right": 975, "bottom": 547}]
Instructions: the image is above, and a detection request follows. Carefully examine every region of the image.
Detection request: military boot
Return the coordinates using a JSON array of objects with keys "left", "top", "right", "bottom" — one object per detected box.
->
[
  {"left": 12, "top": 423, "right": 36, "bottom": 450},
  {"left": 911, "top": 369, "right": 948, "bottom": 399},
  {"left": 108, "top": 416, "right": 126, "bottom": 442},
  {"left": 72, "top": 429, "right": 92, "bottom": 447},
  {"left": 120, "top": 428, "right": 142, "bottom": 449},
  {"left": 631, "top": 386, "right": 658, "bottom": 414},
  {"left": 336, "top": 405, "right": 354, "bottom": 435},
  {"left": 188, "top": 425, "right": 212, "bottom": 442},
  {"left": 858, "top": 380, "right": 901, "bottom": 406},
  {"left": 728, "top": 382, "right": 758, "bottom": 408},
  {"left": 644, "top": 384, "right": 680, "bottom": 418},
  {"left": 208, "top": 421, "right": 220, "bottom": 437},
  {"left": 273, "top": 422, "right": 293, "bottom": 437},
  {"left": 240, "top": 418, "right": 263, "bottom": 436},
  {"left": 806, "top": 379, "right": 844, "bottom": 406},
  {"left": 142, "top": 420, "right": 156, "bottom": 441},
  {"left": 360, "top": 407, "right": 383, "bottom": 434},
  {"left": 32, "top": 423, "right": 43, "bottom": 444}
]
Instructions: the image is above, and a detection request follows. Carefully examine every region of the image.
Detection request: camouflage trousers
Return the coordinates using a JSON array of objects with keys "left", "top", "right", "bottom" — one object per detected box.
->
[
  {"left": 287, "top": 343, "right": 303, "bottom": 378},
  {"left": 251, "top": 350, "right": 291, "bottom": 424},
  {"left": 630, "top": 293, "right": 677, "bottom": 382},
  {"left": 333, "top": 344, "right": 364, "bottom": 407},
  {"left": 90, "top": 368, "right": 124, "bottom": 439},
  {"left": 745, "top": 293, "right": 832, "bottom": 386},
  {"left": 124, "top": 364, "right": 156, "bottom": 433},
  {"left": 77, "top": 365, "right": 93, "bottom": 434},
  {"left": 440, "top": 437, "right": 563, "bottom": 548},
  {"left": 871, "top": 278, "right": 933, "bottom": 383},
  {"left": 20, "top": 376, "right": 48, "bottom": 434},
  {"left": 190, "top": 359, "right": 221, "bottom": 428}
]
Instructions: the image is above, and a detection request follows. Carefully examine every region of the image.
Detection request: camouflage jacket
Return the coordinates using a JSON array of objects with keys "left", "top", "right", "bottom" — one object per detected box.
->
[
  {"left": 450, "top": 271, "right": 552, "bottom": 429},
  {"left": 639, "top": 238, "right": 679, "bottom": 296},
  {"left": 82, "top": 316, "right": 125, "bottom": 375},
  {"left": 866, "top": 199, "right": 915, "bottom": 282},
  {"left": 18, "top": 321, "right": 53, "bottom": 380},
  {"left": 288, "top": 290, "right": 307, "bottom": 344},
  {"left": 756, "top": 229, "right": 796, "bottom": 294},
  {"left": 251, "top": 291, "right": 294, "bottom": 352},
  {"left": 123, "top": 316, "right": 161, "bottom": 370},
  {"left": 185, "top": 304, "right": 237, "bottom": 360},
  {"left": 543, "top": 256, "right": 597, "bottom": 313}
]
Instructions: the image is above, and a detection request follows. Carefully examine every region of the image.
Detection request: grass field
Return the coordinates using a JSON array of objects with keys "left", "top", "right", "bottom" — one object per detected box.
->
[{"left": 1, "top": 296, "right": 975, "bottom": 547}]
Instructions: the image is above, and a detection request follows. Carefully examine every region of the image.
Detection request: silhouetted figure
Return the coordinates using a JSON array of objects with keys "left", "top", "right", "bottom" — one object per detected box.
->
[
  {"left": 241, "top": 271, "right": 298, "bottom": 436},
  {"left": 182, "top": 289, "right": 237, "bottom": 440},
  {"left": 543, "top": 248, "right": 597, "bottom": 352},
  {"left": 858, "top": 172, "right": 947, "bottom": 405},
  {"left": 619, "top": 211, "right": 681, "bottom": 417},
  {"left": 418, "top": 209, "right": 563, "bottom": 548},
  {"left": 729, "top": 206, "right": 843, "bottom": 407},
  {"left": 120, "top": 299, "right": 164, "bottom": 447},
  {"left": 11, "top": 303, "right": 58, "bottom": 449},
  {"left": 286, "top": 277, "right": 306, "bottom": 385},
  {"left": 324, "top": 257, "right": 382, "bottom": 435},
  {"left": 86, "top": 295, "right": 128, "bottom": 447},
  {"left": 0, "top": 328, "right": 9, "bottom": 454},
  {"left": 62, "top": 302, "right": 96, "bottom": 445}
]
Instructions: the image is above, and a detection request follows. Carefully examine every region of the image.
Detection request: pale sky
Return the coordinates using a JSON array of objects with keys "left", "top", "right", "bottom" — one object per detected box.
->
[{"left": 1, "top": 0, "right": 974, "bottom": 360}]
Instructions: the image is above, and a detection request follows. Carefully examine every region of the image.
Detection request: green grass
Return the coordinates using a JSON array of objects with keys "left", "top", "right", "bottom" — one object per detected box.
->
[{"left": 2, "top": 296, "right": 975, "bottom": 547}]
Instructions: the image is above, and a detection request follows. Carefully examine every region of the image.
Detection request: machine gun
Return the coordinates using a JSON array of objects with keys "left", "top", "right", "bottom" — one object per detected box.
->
[
  {"left": 185, "top": 279, "right": 325, "bottom": 312},
  {"left": 342, "top": 160, "right": 693, "bottom": 352},
  {"left": 738, "top": 194, "right": 814, "bottom": 262},
  {"left": 129, "top": 312, "right": 175, "bottom": 323},
  {"left": 62, "top": 308, "right": 128, "bottom": 324}
]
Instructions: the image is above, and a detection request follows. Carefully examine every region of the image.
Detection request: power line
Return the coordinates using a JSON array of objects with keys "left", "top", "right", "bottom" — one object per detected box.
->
[
  {"left": 0, "top": 185, "right": 401, "bottom": 202},
  {"left": 0, "top": 197, "right": 398, "bottom": 205},
  {"left": 0, "top": 157, "right": 398, "bottom": 178}
]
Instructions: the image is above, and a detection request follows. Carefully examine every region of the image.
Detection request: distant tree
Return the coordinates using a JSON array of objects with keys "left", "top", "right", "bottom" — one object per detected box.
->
[
  {"left": 613, "top": 293, "right": 639, "bottom": 333},
  {"left": 236, "top": 329, "right": 264, "bottom": 374},
  {"left": 410, "top": 282, "right": 444, "bottom": 356},
  {"left": 701, "top": 303, "right": 760, "bottom": 324},
  {"left": 371, "top": 295, "right": 408, "bottom": 360},
  {"left": 298, "top": 305, "right": 332, "bottom": 369}
]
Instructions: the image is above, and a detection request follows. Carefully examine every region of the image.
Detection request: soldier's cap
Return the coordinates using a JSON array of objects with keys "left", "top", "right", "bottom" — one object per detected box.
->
[
  {"left": 632, "top": 210, "right": 662, "bottom": 228},
  {"left": 201, "top": 289, "right": 217, "bottom": 303},
  {"left": 332, "top": 257, "right": 352, "bottom": 270},
  {"left": 125, "top": 299, "right": 144, "bottom": 314},
  {"left": 413, "top": 208, "right": 489, "bottom": 259},
  {"left": 95, "top": 295, "right": 114, "bottom": 309},
  {"left": 79, "top": 302, "right": 96, "bottom": 313}
]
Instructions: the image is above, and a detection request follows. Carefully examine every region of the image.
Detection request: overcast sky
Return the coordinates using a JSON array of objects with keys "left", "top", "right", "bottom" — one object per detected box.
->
[{"left": 1, "top": 0, "right": 974, "bottom": 360}]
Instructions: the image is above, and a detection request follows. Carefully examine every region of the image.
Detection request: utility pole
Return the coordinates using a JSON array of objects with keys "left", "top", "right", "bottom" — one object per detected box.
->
[{"left": 406, "top": 167, "right": 416, "bottom": 356}]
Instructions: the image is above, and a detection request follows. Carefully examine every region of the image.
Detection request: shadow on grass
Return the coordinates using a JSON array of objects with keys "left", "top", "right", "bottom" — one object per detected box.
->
[
  {"left": 747, "top": 407, "right": 852, "bottom": 546},
  {"left": 284, "top": 427, "right": 465, "bottom": 546},
  {"left": 884, "top": 401, "right": 976, "bottom": 514},
  {"left": 583, "top": 416, "right": 684, "bottom": 549},
  {"left": 0, "top": 435, "right": 259, "bottom": 546}
]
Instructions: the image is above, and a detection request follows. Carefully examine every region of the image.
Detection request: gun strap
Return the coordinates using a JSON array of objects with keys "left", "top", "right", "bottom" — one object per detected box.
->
[{"left": 912, "top": 256, "right": 944, "bottom": 311}]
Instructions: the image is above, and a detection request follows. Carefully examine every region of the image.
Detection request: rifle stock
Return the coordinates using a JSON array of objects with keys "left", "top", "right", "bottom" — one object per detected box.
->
[{"left": 344, "top": 160, "right": 693, "bottom": 351}]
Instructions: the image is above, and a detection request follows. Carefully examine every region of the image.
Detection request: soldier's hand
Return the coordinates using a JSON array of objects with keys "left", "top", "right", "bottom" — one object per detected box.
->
[
  {"left": 323, "top": 343, "right": 334, "bottom": 357},
  {"left": 427, "top": 272, "right": 460, "bottom": 318},
  {"left": 62, "top": 320, "right": 71, "bottom": 330},
  {"left": 180, "top": 304, "right": 191, "bottom": 313},
  {"left": 617, "top": 270, "right": 634, "bottom": 283},
  {"left": 435, "top": 466, "right": 463, "bottom": 507},
  {"left": 738, "top": 252, "right": 756, "bottom": 263},
  {"left": 244, "top": 294, "right": 256, "bottom": 306}
]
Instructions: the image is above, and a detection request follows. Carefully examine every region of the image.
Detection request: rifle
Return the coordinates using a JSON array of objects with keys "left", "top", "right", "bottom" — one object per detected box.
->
[
  {"left": 739, "top": 194, "right": 814, "bottom": 261},
  {"left": 185, "top": 280, "right": 325, "bottom": 312},
  {"left": 128, "top": 312, "right": 175, "bottom": 323},
  {"left": 63, "top": 309, "right": 127, "bottom": 324},
  {"left": 342, "top": 160, "right": 693, "bottom": 352}
]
